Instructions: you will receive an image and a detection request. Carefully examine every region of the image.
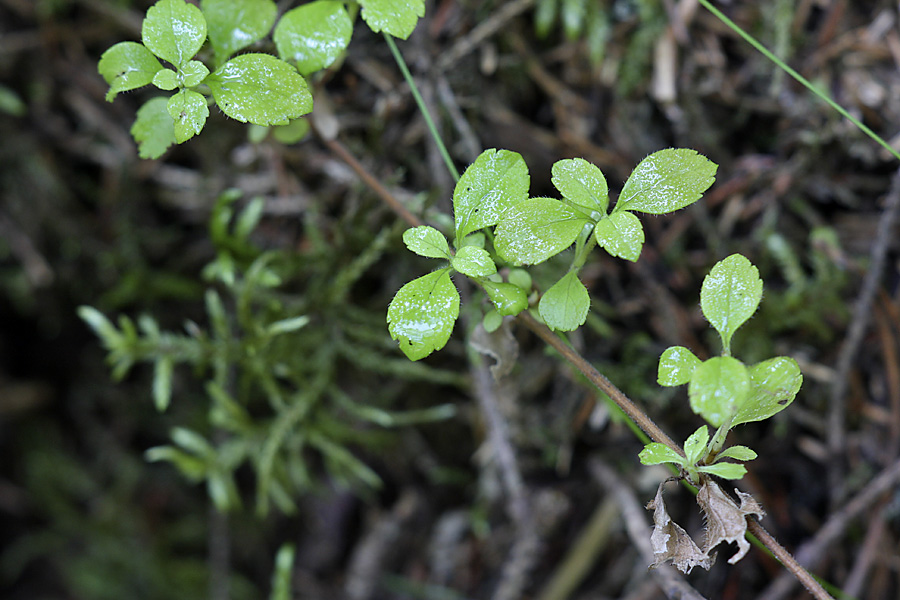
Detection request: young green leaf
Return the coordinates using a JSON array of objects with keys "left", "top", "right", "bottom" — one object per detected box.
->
[
  {"left": 689, "top": 356, "right": 751, "bottom": 428},
  {"left": 683, "top": 425, "right": 709, "bottom": 466},
  {"left": 616, "top": 148, "right": 717, "bottom": 215},
  {"left": 639, "top": 442, "right": 684, "bottom": 466},
  {"left": 539, "top": 271, "right": 590, "bottom": 331},
  {"left": 274, "top": 1, "right": 353, "bottom": 75},
  {"left": 142, "top": 0, "right": 208, "bottom": 68},
  {"left": 152, "top": 68, "right": 179, "bottom": 90},
  {"left": 700, "top": 254, "right": 763, "bottom": 353},
  {"left": 207, "top": 54, "right": 313, "bottom": 126},
  {"left": 131, "top": 97, "right": 176, "bottom": 159},
  {"left": 451, "top": 246, "right": 496, "bottom": 278},
  {"left": 153, "top": 356, "right": 174, "bottom": 411},
  {"left": 715, "top": 445, "right": 757, "bottom": 462},
  {"left": 202, "top": 0, "right": 277, "bottom": 64},
  {"left": 483, "top": 309, "right": 503, "bottom": 333},
  {"left": 402, "top": 226, "right": 450, "bottom": 259},
  {"left": 167, "top": 89, "right": 209, "bottom": 143},
  {"left": 732, "top": 356, "right": 802, "bottom": 426},
  {"left": 98, "top": 42, "right": 163, "bottom": 101},
  {"left": 551, "top": 157, "right": 609, "bottom": 214},
  {"left": 387, "top": 268, "right": 459, "bottom": 361},
  {"left": 180, "top": 60, "right": 210, "bottom": 87},
  {"left": 507, "top": 268, "right": 532, "bottom": 292},
  {"left": 272, "top": 119, "right": 310, "bottom": 144},
  {"left": 698, "top": 462, "right": 747, "bottom": 480},
  {"left": 594, "top": 211, "right": 644, "bottom": 262},
  {"left": 495, "top": 199, "right": 590, "bottom": 265},
  {"left": 357, "top": 0, "right": 425, "bottom": 40},
  {"left": 658, "top": 346, "right": 702, "bottom": 386},
  {"left": 482, "top": 281, "right": 528, "bottom": 317},
  {"left": 454, "top": 149, "right": 529, "bottom": 243}
]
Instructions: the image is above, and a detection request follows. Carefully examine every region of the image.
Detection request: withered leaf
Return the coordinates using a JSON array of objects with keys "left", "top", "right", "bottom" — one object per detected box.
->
[
  {"left": 647, "top": 482, "right": 714, "bottom": 573},
  {"left": 469, "top": 319, "right": 519, "bottom": 379},
  {"left": 698, "top": 481, "right": 765, "bottom": 565}
]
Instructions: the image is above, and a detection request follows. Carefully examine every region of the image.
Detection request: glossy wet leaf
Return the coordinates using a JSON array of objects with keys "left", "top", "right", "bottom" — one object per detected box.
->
[
  {"left": 152, "top": 68, "right": 179, "bottom": 90},
  {"left": 358, "top": 0, "right": 425, "bottom": 39},
  {"left": 658, "top": 345, "right": 701, "bottom": 386},
  {"left": 689, "top": 356, "right": 750, "bottom": 427},
  {"left": 180, "top": 60, "right": 210, "bottom": 87},
  {"left": 539, "top": 271, "right": 589, "bottom": 331},
  {"left": 387, "top": 268, "right": 459, "bottom": 361},
  {"left": 495, "top": 198, "right": 590, "bottom": 265},
  {"left": 98, "top": 41, "right": 163, "bottom": 101},
  {"left": 402, "top": 226, "right": 450, "bottom": 259},
  {"left": 638, "top": 442, "right": 684, "bottom": 466},
  {"left": 167, "top": 89, "right": 209, "bottom": 142},
  {"left": 683, "top": 425, "right": 709, "bottom": 466},
  {"left": 732, "top": 356, "right": 802, "bottom": 426},
  {"left": 698, "top": 462, "right": 747, "bottom": 480},
  {"left": 715, "top": 445, "right": 757, "bottom": 462},
  {"left": 482, "top": 281, "right": 528, "bottom": 316},
  {"left": 594, "top": 210, "right": 644, "bottom": 262},
  {"left": 202, "top": 0, "right": 277, "bottom": 64},
  {"left": 617, "top": 148, "right": 717, "bottom": 215},
  {"left": 453, "top": 149, "right": 529, "bottom": 242},
  {"left": 131, "top": 97, "right": 176, "bottom": 159},
  {"left": 551, "top": 157, "right": 609, "bottom": 214},
  {"left": 274, "top": 1, "right": 353, "bottom": 75},
  {"left": 700, "top": 254, "right": 763, "bottom": 352},
  {"left": 451, "top": 246, "right": 496, "bottom": 278},
  {"left": 207, "top": 54, "right": 313, "bottom": 126},
  {"left": 142, "top": 0, "right": 208, "bottom": 68}
]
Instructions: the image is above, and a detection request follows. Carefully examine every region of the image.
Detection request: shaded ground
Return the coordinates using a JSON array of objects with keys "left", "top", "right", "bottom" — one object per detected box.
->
[{"left": 2, "top": 1, "right": 900, "bottom": 599}]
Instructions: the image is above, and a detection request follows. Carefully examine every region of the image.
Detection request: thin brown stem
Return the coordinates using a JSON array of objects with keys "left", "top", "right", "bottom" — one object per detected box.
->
[
  {"left": 517, "top": 310, "right": 682, "bottom": 455},
  {"left": 746, "top": 520, "right": 834, "bottom": 600}
]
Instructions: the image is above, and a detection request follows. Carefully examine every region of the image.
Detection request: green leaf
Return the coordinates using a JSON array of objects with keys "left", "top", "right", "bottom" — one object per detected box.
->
[
  {"left": 715, "top": 445, "right": 758, "bottom": 462},
  {"left": 142, "top": 0, "right": 208, "bottom": 68},
  {"left": 539, "top": 271, "right": 590, "bottom": 331},
  {"left": 202, "top": 0, "right": 277, "bottom": 64},
  {"left": 266, "top": 315, "right": 310, "bottom": 336},
  {"left": 387, "top": 268, "right": 459, "bottom": 361},
  {"left": 698, "top": 462, "right": 747, "bottom": 480},
  {"left": 152, "top": 68, "right": 179, "bottom": 90},
  {"left": 594, "top": 211, "right": 644, "bottom": 262},
  {"left": 495, "top": 198, "right": 590, "bottom": 265},
  {"left": 683, "top": 425, "right": 709, "bottom": 466},
  {"left": 689, "top": 356, "right": 751, "bottom": 428},
  {"left": 700, "top": 254, "right": 763, "bottom": 352},
  {"left": 551, "top": 157, "right": 609, "bottom": 214},
  {"left": 131, "top": 97, "right": 176, "bottom": 159},
  {"left": 269, "top": 543, "right": 295, "bottom": 600},
  {"left": 274, "top": 1, "right": 353, "bottom": 75},
  {"left": 180, "top": 60, "right": 210, "bottom": 86},
  {"left": 167, "top": 89, "right": 209, "bottom": 143},
  {"left": 98, "top": 41, "right": 163, "bottom": 101},
  {"left": 144, "top": 445, "right": 207, "bottom": 480},
  {"left": 616, "top": 148, "right": 717, "bottom": 215},
  {"left": 272, "top": 118, "right": 310, "bottom": 144},
  {"left": 507, "top": 268, "right": 532, "bottom": 292},
  {"left": 358, "top": 0, "right": 425, "bottom": 39},
  {"left": 153, "top": 356, "right": 174, "bottom": 411},
  {"left": 402, "top": 226, "right": 450, "bottom": 259},
  {"left": 483, "top": 309, "right": 503, "bottom": 333},
  {"left": 451, "top": 246, "right": 496, "bottom": 278},
  {"left": 658, "top": 346, "right": 701, "bottom": 386},
  {"left": 732, "top": 356, "right": 802, "bottom": 426},
  {"left": 207, "top": 54, "right": 313, "bottom": 126},
  {"left": 639, "top": 442, "right": 684, "bottom": 466},
  {"left": 454, "top": 149, "right": 529, "bottom": 242},
  {"left": 482, "top": 281, "right": 528, "bottom": 317}
]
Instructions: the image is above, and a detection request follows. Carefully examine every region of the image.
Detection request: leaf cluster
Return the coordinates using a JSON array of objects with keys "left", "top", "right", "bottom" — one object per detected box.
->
[
  {"left": 98, "top": 0, "right": 424, "bottom": 158},
  {"left": 640, "top": 254, "right": 803, "bottom": 484},
  {"left": 388, "top": 148, "right": 717, "bottom": 360}
]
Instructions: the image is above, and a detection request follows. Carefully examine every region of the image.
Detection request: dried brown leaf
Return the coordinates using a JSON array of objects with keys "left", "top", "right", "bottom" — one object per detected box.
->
[
  {"left": 647, "top": 482, "right": 714, "bottom": 573},
  {"left": 698, "top": 481, "right": 765, "bottom": 565}
]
